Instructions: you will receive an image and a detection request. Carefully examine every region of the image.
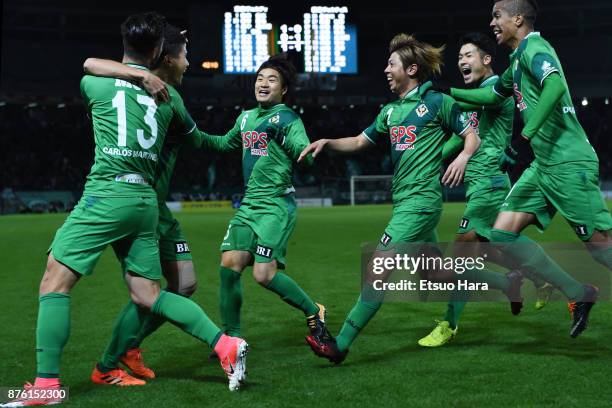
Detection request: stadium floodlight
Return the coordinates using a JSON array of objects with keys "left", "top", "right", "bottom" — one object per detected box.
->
[{"left": 349, "top": 174, "right": 393, "bottom": 206}]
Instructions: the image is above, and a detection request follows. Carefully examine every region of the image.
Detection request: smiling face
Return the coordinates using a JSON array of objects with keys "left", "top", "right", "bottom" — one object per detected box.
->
[
  {"left": 384, "top": 52, "right": 413, "bottom": 95},
  {"left": 490, "top": 1, "right": 519, "bottom": 47},
  {"left": 255, "top": 68, "right": 286, "bottom": 107},
  {"left": 458, "top": 43, "right": 490, "bottom": 86}
]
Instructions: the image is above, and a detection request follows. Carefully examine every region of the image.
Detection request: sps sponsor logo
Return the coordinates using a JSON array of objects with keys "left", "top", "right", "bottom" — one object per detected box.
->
[
  {"left": 243, "top": 131, "right": 268, "bottom": 156},
  {"left": 390, "top": 125, "right": 417, "bottom": 151}
]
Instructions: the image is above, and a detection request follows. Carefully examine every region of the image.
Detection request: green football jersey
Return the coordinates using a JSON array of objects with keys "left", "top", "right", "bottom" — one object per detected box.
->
[
  {"left": 200, "top": 103, "right": 311, "bottom": 199},
  {"left": 363, "top": 81, "right": 470, "bottom": 210},
  {"left": 80, "top": 66, "right": 196, "bottom": 197},
  {"left": 493, "top": 32, "right": 597, "bottom": 166},
  {"left": 152, "top": 85, "right": 200, "bottom": 202},
  {"left": 464, "top": 75, "right": 514, "bottom": 181}
]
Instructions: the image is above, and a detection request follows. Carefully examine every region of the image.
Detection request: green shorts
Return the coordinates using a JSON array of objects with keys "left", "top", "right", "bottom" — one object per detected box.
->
[
  {"left": 158, "top": 203, "right": 192, "bottom": 262},
  {"left": 501, "top": 162, "right": 612, "bottom": 241},
  {"left": 377, "top": 204, "right": 441, "bottom": 250},
  {"left": 220, "top": 194, "right": 297, "bottom": 268},
  {"left": 458, "top": 174, "right": 511, "bottom": 240},
  {"left": 49, "top": 195, "right": 162, "bottom": 279}
]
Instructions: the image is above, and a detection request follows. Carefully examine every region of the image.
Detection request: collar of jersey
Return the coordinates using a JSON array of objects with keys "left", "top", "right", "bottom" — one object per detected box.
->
[
  {"left": 257, "top": 103, "right": 285, "bottom": 113},
  {"left": 479, "top": 75, "right": 499, "bottom": 88},
  {"left": 400, "top": 81, "right": 432, "bottom": 102},
  {"left": 125, "top": 63, "right": 150, "bottom": 71},
  {"left": 510, "top": 31, "right": 541, "bottom": 58}
]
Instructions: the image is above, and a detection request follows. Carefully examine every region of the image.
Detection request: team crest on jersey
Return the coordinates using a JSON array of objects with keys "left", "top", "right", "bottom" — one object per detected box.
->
[
  {"left": 269, "top": 114, "right": 280, "bottom": 124},
  {"left": 416, "top": 104, "right": 429, "bottom": 118}
]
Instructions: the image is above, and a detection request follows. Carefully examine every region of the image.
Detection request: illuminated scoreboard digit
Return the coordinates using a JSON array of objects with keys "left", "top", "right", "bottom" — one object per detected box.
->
[
  {"left": 223, "top": 5, "right": 357, "bottom": 74},
  {"left": 223, "top": 6, "right": 273, "bottom": 73},
  {"left": 303, "top": 7, "right": 356, "bottom": 73}
]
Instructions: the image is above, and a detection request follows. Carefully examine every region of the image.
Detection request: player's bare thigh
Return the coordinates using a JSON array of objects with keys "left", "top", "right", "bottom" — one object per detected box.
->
[
  {"left": 253, "top": 260, "right": 278, "bottom": 285},
  {"left": 39, "top": 253, "right": 80, "bottom": 295},
  {"left": 493, "top": 211, "right": 537, "bottom": 234},
  {"left": 585, "top": 229, "right": 612, "bottom": 253}
]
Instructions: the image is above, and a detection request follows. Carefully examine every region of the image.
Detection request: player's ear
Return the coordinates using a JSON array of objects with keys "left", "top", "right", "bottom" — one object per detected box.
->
[
  {"left": 406, "top": 63, "right": 418, "bottom": 77},
  {"left": 483, "top": 54, "right": 492, "bottom": 66},
  {"left": 282, "top": 86, "right": 288, "bottom": 97},
  {"left": 164, "top": 54, "right": 173, "bottom": 67}
]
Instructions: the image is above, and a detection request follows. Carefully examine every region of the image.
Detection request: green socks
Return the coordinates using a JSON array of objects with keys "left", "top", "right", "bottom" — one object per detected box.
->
[
  {"left": 491, "top": 229, "right": 585, "bottom": 301},
  {"left": 36, "top": 293, "right": 71, "bottom": 378},
  {"left": 98, "top": 300, "right": 144, "bottom": 372},
  {"left": 444, "top": 300, "right": 467, "bottom": 330},
  {"left": 591, "top": 246, "right": 612, "bottom": 271},
  {"left": 219, "top": 267, "right": 243, "bottom": 336},
  {"left": 152, "top": 290, "right": 222, "bottom": 347},
  {"left": 336, "top": 286, "right": 383, "bottom": 352},
  {"left": 265, "top": 272, "right": 319, "bottom": 316}
]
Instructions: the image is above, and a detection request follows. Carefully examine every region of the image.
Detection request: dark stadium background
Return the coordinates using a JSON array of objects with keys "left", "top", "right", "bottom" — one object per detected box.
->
[{"left": 2, "top": 0, "right": 611, "bottom": 212}]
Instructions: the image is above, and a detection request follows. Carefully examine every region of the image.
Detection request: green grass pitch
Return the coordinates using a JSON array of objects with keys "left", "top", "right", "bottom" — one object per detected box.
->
[{"left": 1, "top": 202, "right": 611, "bottom": 407}]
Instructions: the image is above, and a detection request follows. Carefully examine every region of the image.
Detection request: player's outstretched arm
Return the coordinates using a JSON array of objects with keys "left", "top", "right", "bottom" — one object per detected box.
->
[
  {"left": 521, "top": 73, "right": 565, "bottom": 139},
  {"left": 442, "top": 127, "right": 480, "bottom": 188},
  {"left": 297, "top": 134, "right": 371, "bottom": 163},
  {"left": 83, "top": 58, "right": 169, "bottom": 102},
  {"left": 451, "top": 85, "right": 504, "bottom": 107}
]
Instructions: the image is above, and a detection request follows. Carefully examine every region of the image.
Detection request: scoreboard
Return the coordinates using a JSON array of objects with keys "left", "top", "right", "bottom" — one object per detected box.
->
[{"left": 223, "top": 5, "right": 357, "bottom": 74}]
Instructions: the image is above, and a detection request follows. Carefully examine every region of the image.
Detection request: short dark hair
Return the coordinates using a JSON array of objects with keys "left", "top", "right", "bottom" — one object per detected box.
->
[
  {"left": 121, "top": 11, "right": 166, "bottom": 59},
  {"left": 459, "top": 32, "right": 497, "bottom": 61},
  {"left": 495, "top": 0, "right": 539, "bottom": 26},
  {"left": 256, "top": 53, "right": 297, "bottom": 99},
  {"left": 152, "top": 24, "right": 187, "bottom": 69}
]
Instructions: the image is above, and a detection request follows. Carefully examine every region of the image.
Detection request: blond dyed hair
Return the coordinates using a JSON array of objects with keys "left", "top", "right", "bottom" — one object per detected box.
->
[{"left": 389, "top": 34, "right": 445, "bottom": 82}]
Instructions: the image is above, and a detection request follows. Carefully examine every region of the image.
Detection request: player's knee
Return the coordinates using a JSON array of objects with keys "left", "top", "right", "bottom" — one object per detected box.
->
[
  {"left": 221, "top": 251, "right": 248, "bottom": 272},
  {"left": 252, "top": 262, "right": 276, "bottom": 286},
  {"left": 456, "top": 231, "right": 478, "bottom": 243},
  {"left": 177, "top": 278, "right": 197, "bottom": 297},
  {"left": 39, "top": 254, "right": 78, "bottom": 295}
]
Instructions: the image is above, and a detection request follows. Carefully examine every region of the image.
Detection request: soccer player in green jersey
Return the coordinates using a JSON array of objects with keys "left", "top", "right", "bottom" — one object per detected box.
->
[
  {"left": 9, "top": 14, "right": 247, "bottom": 405},
  {"left": 448, "top": 0, "right": 612, "bottom": 338},
  {"left": 299, "top": 34, "right": 484, "bottom": 364},
  {"left": 197, "top": 54, "right": 331, "bottom": 347},
  {"left": 82, "top": 25, "right": 204, "bottom": 381},
  {"left": 418, "top": 32, "right": 552, "bottom": 347}
]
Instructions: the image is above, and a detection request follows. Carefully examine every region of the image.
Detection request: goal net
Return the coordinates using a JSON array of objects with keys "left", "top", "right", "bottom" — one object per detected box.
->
[{"left": 349, "top": 175, "right": 393, "bottom": 205}]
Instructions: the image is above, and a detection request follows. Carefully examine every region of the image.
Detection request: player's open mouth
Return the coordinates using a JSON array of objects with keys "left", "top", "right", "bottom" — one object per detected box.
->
[
  {"left": 461, "top": 67, "right": 472, "bottom": 80},
  {"left": 493, "top": 29, "right": 502, "bottom": 41},
  {"left": 258, "top": 90, "right": 270, "bottom": 96}
]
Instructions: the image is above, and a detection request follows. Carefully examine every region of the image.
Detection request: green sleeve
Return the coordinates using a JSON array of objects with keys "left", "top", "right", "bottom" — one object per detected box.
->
[
  {"left": 451, "top": 84, "right": 505, "bottom": 106},
  {"left": 198, "top": 115, "right": 243, "bottom": 152},
  {"left": 527, "top": 52, "right": 561, "bottom": 86},
  {"left": 492, "top": 65, "right": 514, "bottom": 98},
  {"left": 279, "top": 118, "right": 313, "bottom": 165},
  {"left": 169, "top": 87, "right": 197, "bottom": 137},
  {"left": 440, "top": 95, "right": 471, "bottom": 136},
  {"left": 457, "top": 100, "right": 482, "bottom": 112},
  {"left": 521, "top": 73, "right": 565, "bottom": 139},
  {"left": 362, "top": 106, "right": 391, "bottom": 145},
  {"left": 441, "top": 134, "right": 465, "bottom": 161}
]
